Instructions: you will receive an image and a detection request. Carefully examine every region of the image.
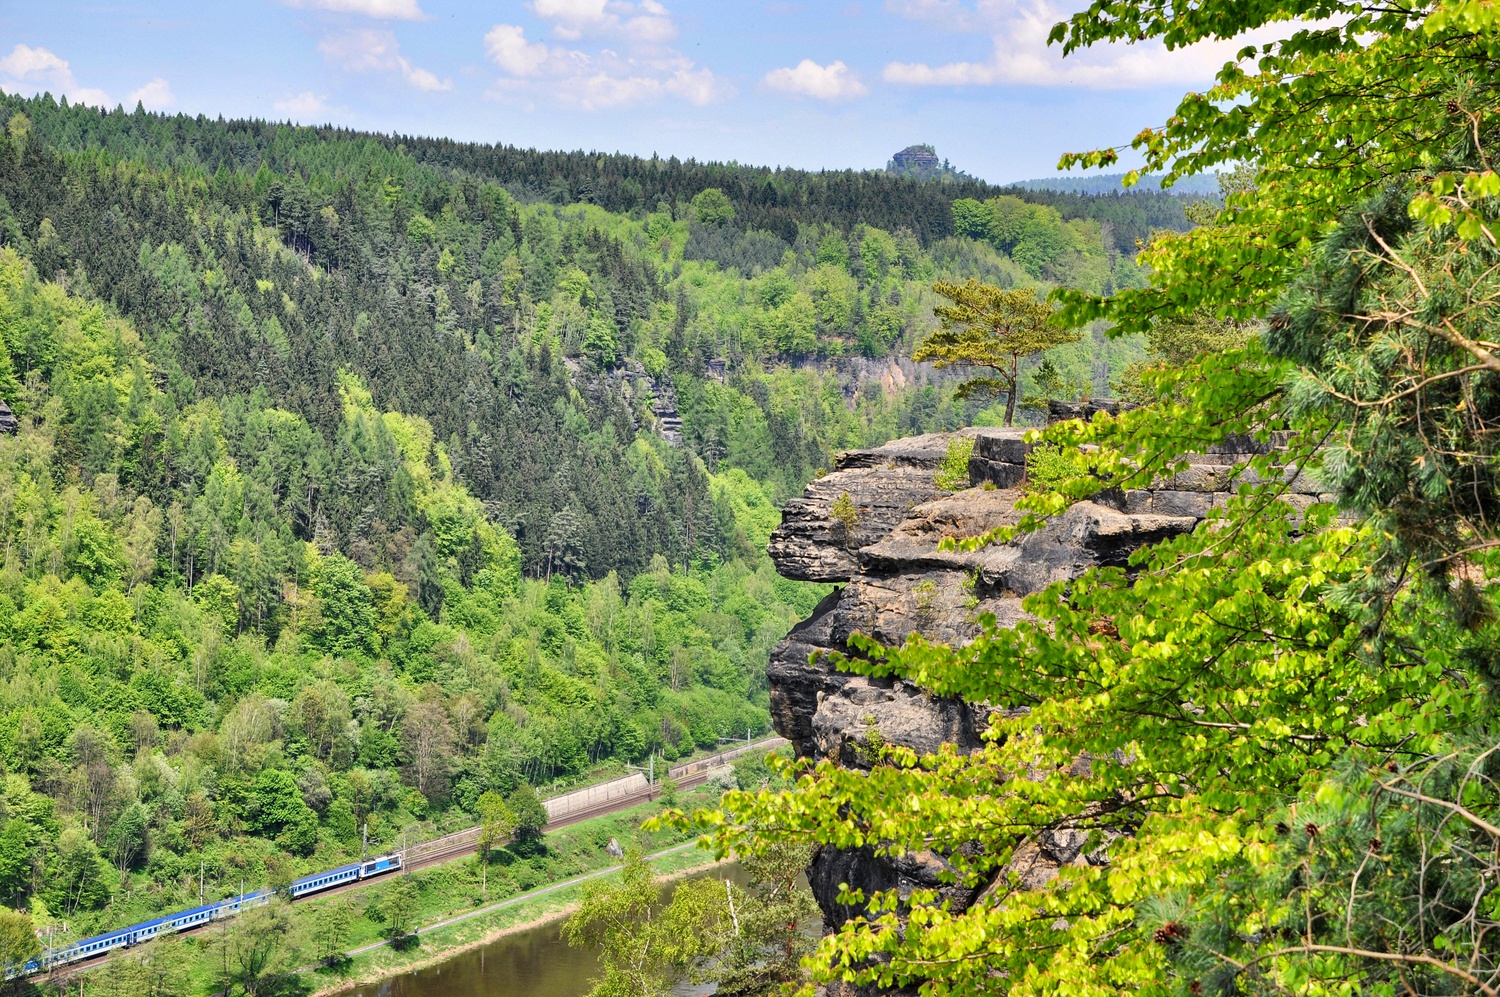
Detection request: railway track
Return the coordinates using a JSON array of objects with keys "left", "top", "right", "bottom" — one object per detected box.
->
[
  {"left": 397, "top": 765, "right": 717, "bottom": 875},
  {"left": 47, "top": 741, "right": 774, "bottom": 979}
]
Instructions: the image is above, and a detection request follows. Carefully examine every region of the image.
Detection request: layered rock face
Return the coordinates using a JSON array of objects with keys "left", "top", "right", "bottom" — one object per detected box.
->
[{"left": 766, "top": 426, "right": 1330, "bottom": 939}]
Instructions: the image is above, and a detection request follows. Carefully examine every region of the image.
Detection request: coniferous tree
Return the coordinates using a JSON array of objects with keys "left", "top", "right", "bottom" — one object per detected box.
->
[{"left": 913, "top": 279, "right": 1080, "bottom": 425}]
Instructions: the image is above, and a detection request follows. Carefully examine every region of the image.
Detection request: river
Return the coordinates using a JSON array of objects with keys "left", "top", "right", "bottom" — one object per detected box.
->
[{"left": 342, "top": 865, "right": 748, "bottom": 997}]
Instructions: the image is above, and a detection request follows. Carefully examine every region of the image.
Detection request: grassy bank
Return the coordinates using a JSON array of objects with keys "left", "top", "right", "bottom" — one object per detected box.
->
[{"left": 52, "top": 787, "right": 720, "bottom": 996}]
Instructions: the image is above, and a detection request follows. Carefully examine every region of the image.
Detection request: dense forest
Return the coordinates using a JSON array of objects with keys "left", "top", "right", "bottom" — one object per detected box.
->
[
  {"left": 0, "top": 91, "right": 1186, "bottom": 948},
  {"left": 0, "top": 243, "right": 819, "bottom": 934},
  {"left": 9, "top": 96, "right": 1199, "bottom": 256},
  {"left": 0, "top": 93, "right": 1178, "bottom": 575}
]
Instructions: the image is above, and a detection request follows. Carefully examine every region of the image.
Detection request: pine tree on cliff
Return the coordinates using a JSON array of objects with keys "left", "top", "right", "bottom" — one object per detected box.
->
[{"left": 912, "top": 279, "right": 1079, "bottom": 426}]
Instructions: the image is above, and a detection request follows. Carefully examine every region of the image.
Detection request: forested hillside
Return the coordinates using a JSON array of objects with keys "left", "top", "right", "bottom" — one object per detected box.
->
[
  {"left": 0, "top": 91, "right": 1188, "bottom": 946},
  {"left": 0, "top": 244, "right": 822, "bottom": 934},
  {"left": 8, "top": 97, "right": 1197, "bottom": 256},
  {"left": 0, "top": 94, "right": 1177, "bottom": 575},
  {"left": 1009, "top": 172, "right": 1222, "bottom": 195}
]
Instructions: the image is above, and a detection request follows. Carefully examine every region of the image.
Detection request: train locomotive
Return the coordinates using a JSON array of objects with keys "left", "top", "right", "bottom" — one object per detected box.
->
[{"left": 14, "top": 852, "right": 403, "bottom": 976}]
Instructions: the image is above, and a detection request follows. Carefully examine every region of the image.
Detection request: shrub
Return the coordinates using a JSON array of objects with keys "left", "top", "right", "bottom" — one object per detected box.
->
[
  {"left": 935, "top": 437, "right": 976, "bottom": 491},
  {"left": 1025, "top": 443, "right": 1075, "bottom": 492},
  {"left": 830, "top": 492, "right": 860, "bottom": 547}
]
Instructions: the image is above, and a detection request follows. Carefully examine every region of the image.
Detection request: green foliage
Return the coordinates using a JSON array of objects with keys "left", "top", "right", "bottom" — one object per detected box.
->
[
  {"left": 307, "top": 550, "right": 378, "bottom": 658},
  {"left": 216, "top": 901, "right": 300, "bottom": 997},
  {"left": 0, "top": 247, "right": 821, "bottom": 943},
  {"left": 1023, "top": 442, "right": 1074, "bottom": 492},
  {"left": 950, "top": 194, "right": 1136, "bottom": 293},
  {"left": 951, "top": 198, "right": 993, "bottom": 240},
  {"left": 674, "top": 0, "right": 1500, "bottom": 993},
  {"left": 475, "top": 791, "right": 516, "bottom": 866},
  {"left": 1149, "top": 741, "right": 1500, "bottom": 996},
  {"left": 0, "top": 85, "right": 1181, "bottom": 970},
  {"left": 689, "top": 488, "right": 1495, "bottom": 993},
  {"left": 715, "top": 840, "right": 820, "bottom": 995},
  {"left": 913, "top": 280, "right": 1081, "bottom": 426},
  {"left": 378, "top": 877, "right": 419, "bottom": 939},
  {"left": 311, "top": 896, "right": 355, "bottom": 966},
  {"left": 829, "top": 491, "right": 860, "bottom": 545},
  {"left": 92, "top": 934, "right": 190, "bottom": 997},
  {"left": 934, "top": 437, "right": 976, "bottom": 491},
  {"left": 1113, "top": 307, "right": 1251, "bottom": 404},
  {"left": 564, "top": 851, "right": 734, "bottom": 997},
  {"left": 689, "top": 188, "right": 736, "bottom": 226},
  {"left": 0, "top": 906, "right": 37, "bottom": 977},
  {"left": 1268, "top": 186, "right": 1500, "bottom": 568},
  {"left": 506, "top": 786, "right": 548, "bottom": 844}
]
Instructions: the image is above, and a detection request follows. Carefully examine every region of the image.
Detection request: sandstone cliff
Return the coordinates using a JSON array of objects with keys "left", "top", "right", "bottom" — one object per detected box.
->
[{"left": 765, "top": 425, "right": 1330, "bottom": 936}]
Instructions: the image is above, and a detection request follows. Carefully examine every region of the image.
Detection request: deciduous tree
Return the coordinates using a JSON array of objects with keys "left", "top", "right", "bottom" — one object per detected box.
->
[
  {"left": 216, "top": 901, "right": 299, "bottom": 997},
  {"left": 0, "top": 906, "right": 37, "bottom": 990},
  {"left": 311, "top": 896, "right": 355, "bottom": 965},
  {"left": 379, "top": 877, "right": 419, "bottom": 940},
  {"left": 400, "top": 701, "right": 454, "bottom": 802},
  {"left": 474, "top": 791, "right": 515, "bottom": 900},
  {"left": 506, "top": 785, "right": 548, "bottom": 845},
  {"left": 564, "top": 853, "right": 734, "bottom": 997}
]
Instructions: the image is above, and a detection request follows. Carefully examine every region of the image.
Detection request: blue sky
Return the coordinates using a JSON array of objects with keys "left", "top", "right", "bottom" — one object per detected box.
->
[{"left": 0, "top": 1, "right": 1250, "bottom": 183}]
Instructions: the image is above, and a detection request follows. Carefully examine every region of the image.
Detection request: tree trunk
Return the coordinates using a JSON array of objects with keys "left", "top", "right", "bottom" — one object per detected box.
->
[{"left": 1003, "top": 356, "right": 1019, "bottom": 427}]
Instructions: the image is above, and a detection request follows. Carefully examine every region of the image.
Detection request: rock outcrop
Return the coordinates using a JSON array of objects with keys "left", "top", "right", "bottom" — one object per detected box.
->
[{"left": 765, "top": 425, "right": 1331, "bottom": 940}]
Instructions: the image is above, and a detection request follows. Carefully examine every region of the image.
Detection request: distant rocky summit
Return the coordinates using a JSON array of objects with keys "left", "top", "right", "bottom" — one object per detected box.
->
[{"left": 885, "top": 144, "right": 978, "bottom": 183}]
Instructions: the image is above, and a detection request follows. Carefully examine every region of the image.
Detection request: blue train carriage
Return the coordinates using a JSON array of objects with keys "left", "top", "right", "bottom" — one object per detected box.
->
[
  {"left": 290, "top": 861, "right": 363, "bottom": 898},
  {"left": 4, "top": 853, "right": 405, "bottom": 978},
  {"left": 37, "top": 889, "right": 271, "bottom": 972},
  {"left": 360, "top": 853, "right": 402, "bottom": 878},
  {"left": 288, "top": 853, "right": 401, "bottom": 897}
]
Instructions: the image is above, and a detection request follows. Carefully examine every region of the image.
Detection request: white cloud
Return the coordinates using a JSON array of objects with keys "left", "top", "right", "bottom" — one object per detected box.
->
[
  {"left": 282, "top": 0, "right": 427, "bottom": 19},
  {"left": 0, "top": 44, "right": 69, "bottom": 80},
  {"left": 484, "top": 25, "right": 553, "bottom": 77},
  {"left": 531, "top": 0, "right": 609, "bottom": 38},
  {"left": 529, "top": 0, "right": 676, "bottom": 43},
  {"left": 883, "top": 0, "right": 1275, "bottom": 89},
  {"left": 764, "top": 59, "right": 868, "bottom": 100},
  {"left": 884, "top": 0, "right": 988, "bottom": 28},
  {"left": 319, "top": 29, "right": 451, "bottom": 90},
  {"left": 275, "top": 91, "right": 329, "bottom": 117},
  {"left": 483, "top": 1, "right": 729, "bottom": 110},
  {"left": 0, "top": 43, "right": 112, "bottom": 107},
  {"left": 127, "top": 77, "right": 175, "bottom": 111},
  {"left": 663, "top": 64, "right": 726, "bottom": 105}
]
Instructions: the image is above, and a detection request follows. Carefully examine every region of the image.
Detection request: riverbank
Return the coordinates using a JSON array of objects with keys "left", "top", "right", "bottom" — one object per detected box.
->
[
  {"left": 50, "top": 788, "right": 720, "bottom": 995},
  {"left": 42, "top": 742, "right": 794, "bottom": 996},
  {"left": 310, "top": 844, "right": 727, "bottom": 996}
]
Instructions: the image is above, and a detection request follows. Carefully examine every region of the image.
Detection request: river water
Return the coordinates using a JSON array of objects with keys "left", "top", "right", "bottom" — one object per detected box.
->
[{"left": 344, "top": 865, "right": 746, "bottom": 997}]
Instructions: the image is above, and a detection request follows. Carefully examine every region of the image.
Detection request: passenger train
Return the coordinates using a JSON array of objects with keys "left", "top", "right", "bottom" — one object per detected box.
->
[{"left": 12, "top": 852, "right": 403, "bottom": 976}]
